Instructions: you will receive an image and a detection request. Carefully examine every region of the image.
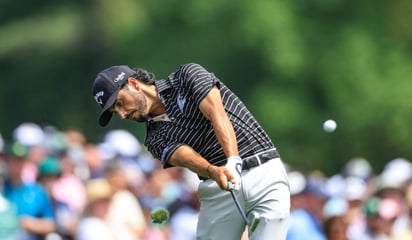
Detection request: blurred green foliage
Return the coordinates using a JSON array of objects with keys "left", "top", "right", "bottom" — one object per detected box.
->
[{"left": 1, "top": 0, "right": 411, "bottom": 175}]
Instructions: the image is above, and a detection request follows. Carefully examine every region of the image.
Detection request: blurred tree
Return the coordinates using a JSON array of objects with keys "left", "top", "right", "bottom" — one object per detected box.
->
[{"left": 1, "top": 0, "right": 411, "bottom": 175}]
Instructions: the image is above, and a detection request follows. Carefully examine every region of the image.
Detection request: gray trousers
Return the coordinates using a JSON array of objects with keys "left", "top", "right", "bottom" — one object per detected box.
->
[{"left": 196, "top": 157, "right": 290, "bottom": 240}]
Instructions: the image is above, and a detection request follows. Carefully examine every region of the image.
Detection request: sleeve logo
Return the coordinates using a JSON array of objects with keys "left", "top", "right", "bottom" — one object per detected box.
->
[{"left": 177, "top": 94, "right": 186, "bottom": 112}]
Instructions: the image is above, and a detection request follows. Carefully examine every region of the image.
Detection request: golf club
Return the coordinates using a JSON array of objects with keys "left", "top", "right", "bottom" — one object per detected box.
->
[{"left": 227, "top": 181, "right": 249, "bottom": 225}]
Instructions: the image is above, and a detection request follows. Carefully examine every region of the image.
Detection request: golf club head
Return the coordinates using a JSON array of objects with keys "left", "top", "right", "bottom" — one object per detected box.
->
[{"left": 249, "top": 211, "right": 261, "bottom": 233}]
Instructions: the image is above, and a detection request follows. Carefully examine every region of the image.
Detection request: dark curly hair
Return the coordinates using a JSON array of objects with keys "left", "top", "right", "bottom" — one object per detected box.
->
[{"left": 131, "top": 68, "right": 156, "bottom": 85}]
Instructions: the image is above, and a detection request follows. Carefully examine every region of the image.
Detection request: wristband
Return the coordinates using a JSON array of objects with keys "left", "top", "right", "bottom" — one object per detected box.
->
[{"left": 227, "top": 156, "right": 242, "bottom": 162}]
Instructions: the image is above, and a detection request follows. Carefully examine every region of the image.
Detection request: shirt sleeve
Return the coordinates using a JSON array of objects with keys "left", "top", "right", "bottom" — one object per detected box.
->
[
  {"left": 38, "top": 185, "right": 55, "bottom": 219},
  {"left": 148, "top": 138, "right": 184, "bottom": 168},
  {"left": 175, "top": 63, "right": 220, "bottom": 107}
]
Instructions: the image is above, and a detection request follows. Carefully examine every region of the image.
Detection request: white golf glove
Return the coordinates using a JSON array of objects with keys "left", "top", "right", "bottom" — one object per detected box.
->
[{"left": 225, "top": 156, "right": 243, "bottom": 190}]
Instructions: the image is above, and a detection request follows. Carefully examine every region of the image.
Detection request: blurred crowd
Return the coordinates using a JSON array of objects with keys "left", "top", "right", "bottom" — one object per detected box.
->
[
  {"left": 0, "top": 123, "right": 199, "bottom": 240},
  {"left": 1, "top": 122, "right": 412, "bottom": 240},
  {"left": 287, "top": 157, "right": 412, "bottom": 240}
]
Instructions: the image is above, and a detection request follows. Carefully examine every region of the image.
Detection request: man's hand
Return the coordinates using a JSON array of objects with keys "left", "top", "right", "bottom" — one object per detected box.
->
[
  {"left": 225, "top": 156, "right": 242, "bottom": 189},
  {"left": 207, "top": 157, "right": 242, "bottom": 190}
]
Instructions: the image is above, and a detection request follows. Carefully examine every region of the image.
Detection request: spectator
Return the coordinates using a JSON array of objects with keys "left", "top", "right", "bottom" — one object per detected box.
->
[
  {"left": 377, "top": 158, "right": 412, "bottom": 236},
  {"left": 104, "top": 160, "right": 146, "bottom": 240},
  {"left": 37, "top": 155, "right": 79, "bottom": 240},
  {"left": 360, "top": 196, "right": 400, "bottom": 240},
  {"left": 12, "top": 122, "right": 48, "bottom": 184},
  {"left": 52, "top": 149, "right": 87, "bottom": 217},
  {"left": 343, "top": 176, "right": 368, "bottom": 240},
  {"left": 168, "top": 168, "right": 200, "bottom": 240},
  {"left": 287, "top": 172, "right": 328, "bottom": 240},
  {"left": 84, "top": 144, "right": 105, "bottom": 179},
  {"left": 168, "top": 189, "right": 199, "bottom": 240},
  {"left": 0, "top": 151, "right": 20, "bottom": 240},
  {"left": 76, "top": 178, "right": 114, "bottom": 240},
  {"left": 324, "top": 215, "right": 348, "bottom": 240},
  {"left": 63, "top": 129, "right": 90, "bottom": 181},
  {"left": 138, "top": 167, "right": 173, "bottom": 240},
  {"left": 392, "top": 183, "right": 412, "bottom": 240},
  {"left": 2, "top": 142, "right": 56, "bottom": 240}
]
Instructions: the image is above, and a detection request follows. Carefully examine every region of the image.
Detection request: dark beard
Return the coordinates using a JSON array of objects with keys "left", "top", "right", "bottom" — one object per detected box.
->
[
  {"left": 135, "top": 114, "right": 148, "bottom": 122},
  {"left": 133, "top": 91, "right": 147, "bottom": 122}
]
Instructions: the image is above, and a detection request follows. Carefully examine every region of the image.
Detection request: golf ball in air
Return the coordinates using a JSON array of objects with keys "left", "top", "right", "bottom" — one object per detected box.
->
[{"left": 323, "top": 119, "right": 337, "bottom": 132}]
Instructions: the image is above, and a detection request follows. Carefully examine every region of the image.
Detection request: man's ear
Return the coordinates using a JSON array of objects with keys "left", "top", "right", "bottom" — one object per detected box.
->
[{"left": 127, "top": 77, "right": 140, "bottom": 90}]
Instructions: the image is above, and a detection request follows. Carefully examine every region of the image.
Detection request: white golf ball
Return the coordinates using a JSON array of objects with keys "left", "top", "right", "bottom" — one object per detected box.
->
[{"left": 323, "top": 119, "right": 337, "bottom": 132}]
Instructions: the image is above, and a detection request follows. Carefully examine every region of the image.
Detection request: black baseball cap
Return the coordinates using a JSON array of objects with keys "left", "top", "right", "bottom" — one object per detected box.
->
[{"left": 92, "top": 65, "right": 136, "bottom": 126}]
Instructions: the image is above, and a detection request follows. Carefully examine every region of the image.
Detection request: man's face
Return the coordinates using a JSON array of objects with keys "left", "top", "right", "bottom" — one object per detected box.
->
[
  {"left": 110, "top": 84, "right": 148, "bottom": 122},
  {"left": 39, "top": 175, "right": 59, "bottom": 193},
  {"left": 6, "top": 157, "right": 25, "bottom": 180}
]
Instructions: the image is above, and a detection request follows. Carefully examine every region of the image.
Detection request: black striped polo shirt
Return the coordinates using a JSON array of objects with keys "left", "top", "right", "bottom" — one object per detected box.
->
[{"left": 145, "top": 63, "right": 277, "bottom": 168}]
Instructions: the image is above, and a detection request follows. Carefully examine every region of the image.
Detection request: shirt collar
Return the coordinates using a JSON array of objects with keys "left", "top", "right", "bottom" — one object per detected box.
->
[{"left": 154, "top": 79, "right": 172, "bottom": 94}]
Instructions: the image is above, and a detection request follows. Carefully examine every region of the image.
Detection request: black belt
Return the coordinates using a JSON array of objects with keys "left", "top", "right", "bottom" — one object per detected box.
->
[{"left": 242, "top": 149, "right": 279, "bottom": 170}]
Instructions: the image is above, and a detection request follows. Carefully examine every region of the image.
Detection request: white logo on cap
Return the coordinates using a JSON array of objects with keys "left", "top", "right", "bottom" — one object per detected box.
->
[
  {"left": 114, "top": 72, "right": 126, "bottom": 82},
  {"left": 94, "top": 91, "right": 104, "bottom": 105}
]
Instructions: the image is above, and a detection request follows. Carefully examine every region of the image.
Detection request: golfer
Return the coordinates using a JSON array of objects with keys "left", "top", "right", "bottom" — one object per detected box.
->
[{"left": 91, "top": 63, "right": 290, "bottom": 239}]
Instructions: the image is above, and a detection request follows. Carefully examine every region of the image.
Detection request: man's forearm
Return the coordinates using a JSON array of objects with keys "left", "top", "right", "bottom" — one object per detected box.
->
[
  {"left": 20, "top": 217, "right": 55, "bottom": 234},
  {"left": 168, "top": 145, "right": 212, "bottom": 178},
  {"left": 169, "top": 145, "right": 237, "bottom": 190},
  {"left": 210, "top": 114, "right": 238, "bottom": 157}
]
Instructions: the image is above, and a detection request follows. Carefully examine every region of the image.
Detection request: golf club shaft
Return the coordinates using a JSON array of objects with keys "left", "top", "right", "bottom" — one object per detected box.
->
[{"left": 228, "top": 182, "right": 249, "bottom": 225}]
